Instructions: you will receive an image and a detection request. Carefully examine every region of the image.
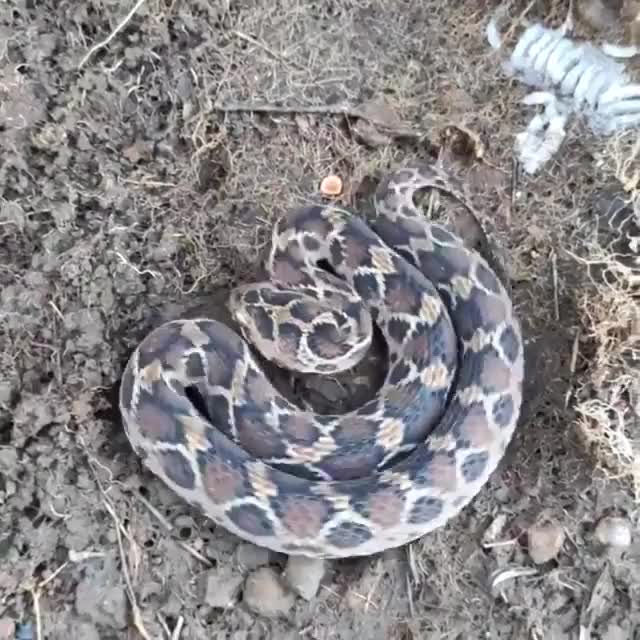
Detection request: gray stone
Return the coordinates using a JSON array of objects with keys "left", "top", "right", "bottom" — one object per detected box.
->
[
  {"left": 235, "top": 543, "right": 271, "bottom": 570},
  {"left": 284, "top": 556, "right": 325, "bottom": 600},
  {"left": 243, "top": 567, "right": 295, "bottom": 618},
  {"left": 198, "top": 567, "right": 243, "bottom": 609}
]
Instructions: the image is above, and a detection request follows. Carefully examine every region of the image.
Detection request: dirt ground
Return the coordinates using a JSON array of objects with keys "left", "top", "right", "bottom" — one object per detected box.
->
[{"left": 1, "top": 0, "right": 640, "bottom": 638}]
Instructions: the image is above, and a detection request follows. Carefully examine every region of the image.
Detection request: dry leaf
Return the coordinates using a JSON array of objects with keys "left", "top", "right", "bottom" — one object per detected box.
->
[{"left": 580, "top": 563, "right": 616, "bottom": 636}]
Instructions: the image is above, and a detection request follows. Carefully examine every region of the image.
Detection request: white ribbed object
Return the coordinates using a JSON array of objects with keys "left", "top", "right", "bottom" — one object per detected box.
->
[
  {"left": 487, "top": 18, "right": 640, "bottom": 172},
  {"left": 503, "top": 23, "right": 640, "bottom": 135}
]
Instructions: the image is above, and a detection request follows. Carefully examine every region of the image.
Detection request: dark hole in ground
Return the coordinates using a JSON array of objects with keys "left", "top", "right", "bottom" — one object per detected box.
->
[
  {"left": 0, "top": 418, "right": 13, "bottom": 445},
  {"left": 95, "top": 381, "right": 133, "bottom": 458},
  {"left": 96, "top": 380, "right": 122, "bottom": 423}
]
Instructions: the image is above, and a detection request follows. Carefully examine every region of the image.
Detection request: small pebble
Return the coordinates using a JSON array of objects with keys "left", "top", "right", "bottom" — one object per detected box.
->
[
  {"left": 243, "top": 567, "right": 295, "bottom": 618},
  {"left": 284, "top": 556, "right": 325, "bottom": 600},
  {"left": 319, "top": 175, "right": 343, "bottom": 196},
  {"left": 595, "top": 516, "right": 632, "bottom": 548},
  {"left": 527, "top": 522, "right": 565, "bottom": 564},
  {"left": 198, "top": 567, "right": 244, "bottom": 608},
  {"left": 235, "top": 543, "right": 271, "bottom": 570}
]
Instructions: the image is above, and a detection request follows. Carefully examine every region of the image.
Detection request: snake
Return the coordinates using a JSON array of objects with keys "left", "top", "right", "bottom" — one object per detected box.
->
[{"left": 119, "top": 164, "right": 525, "bottom": 559}]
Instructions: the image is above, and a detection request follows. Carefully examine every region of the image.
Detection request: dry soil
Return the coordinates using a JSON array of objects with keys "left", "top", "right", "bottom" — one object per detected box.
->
[{"left": 1, "top": 1, "right": 639, "bottom": 639}]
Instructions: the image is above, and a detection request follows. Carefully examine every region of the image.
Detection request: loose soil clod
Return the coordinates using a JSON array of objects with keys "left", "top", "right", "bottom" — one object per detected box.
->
[{"left": 1, "top": 1, "right": 639, "bottom": 639}]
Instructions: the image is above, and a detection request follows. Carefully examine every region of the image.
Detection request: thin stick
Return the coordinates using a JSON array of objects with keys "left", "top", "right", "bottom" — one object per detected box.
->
[
  {"left": 88, "top": 462, "right": 151, "bottom": 640},
  {"left": 510, "top": 156, "right": 519, "bottom": 221},
  {"left": 30, "top": 587, "right": 42, "bottom": 640},
  {"left": 178, "top": 541, "right": 214, "bottom": 567},
  {"left": 78, "top": 0, "right": 147, "bottom": 69},
  {"left": 565, "top": 330, "right": 581, "bottom": 409},
  {"left": 213, "top": 101, "right": 423, "bottom": 136},
  {"left": 231, "top": 30, "right": 304, "bottom": 70},
  {"left": 136, "top": 490, "right": 212, "bottom": 567},
  {"left": 122, "top": 178, "right": 178, "bottom": 189},
  {"left": 405, "top": 574, "right": 415, "bottom": 619},
  {"left": 501, "top": 0, "right": 538, "bottom": 44},
  {"left": 136, "top": 492, "right": 174, "bottom": 532},
  {"left": 551, "top": 250, "right": 560, "bottom": 321},
  {"left": 25, "top": 561, "right": 70, "bottom": 640},
  {"left": 39, "top": 563, "right": 69, "bottom": 590},
  {"left": 157, "top": 614, "right": 171, "bottom": 639},
  {"left": 561, "top": 0, "right": 575, "bottom": 35},
  {"left": 171, "top": 616, "right": 185, "bottom": 640}
]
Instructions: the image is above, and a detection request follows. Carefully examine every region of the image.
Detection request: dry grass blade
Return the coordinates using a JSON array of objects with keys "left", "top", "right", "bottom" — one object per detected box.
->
[
  {"left": 579, "top": 563, "right": 615, "bottom": 638},
  {"left": 231, "top": 30, "right": 305, "bottom": 70},
  {"left": 78, "top": 0, "right": 147, "bottom": 69},
  {"left": 87, "top": 461, "right": 152, "bottom": 640},
  {"left": 213, "top": 99, "right": 424, "bottom": 138}
]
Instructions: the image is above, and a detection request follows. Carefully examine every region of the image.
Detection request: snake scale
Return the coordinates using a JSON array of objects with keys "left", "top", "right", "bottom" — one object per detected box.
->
[{"left": 119, "top": 165, "right": 525, "bottom": 559}]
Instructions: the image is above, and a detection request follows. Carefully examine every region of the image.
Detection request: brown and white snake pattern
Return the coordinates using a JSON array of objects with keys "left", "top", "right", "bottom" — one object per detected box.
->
[{"left": 119, "top": 164, "right": 525, "bottom": 559}]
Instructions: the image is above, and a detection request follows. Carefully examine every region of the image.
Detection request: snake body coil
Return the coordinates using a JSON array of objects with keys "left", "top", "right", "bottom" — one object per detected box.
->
[{"left": 119, "top": 165, "right": 525, "bottom": 558}]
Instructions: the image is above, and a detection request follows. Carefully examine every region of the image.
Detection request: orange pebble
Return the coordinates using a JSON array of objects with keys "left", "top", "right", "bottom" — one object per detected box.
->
[{"left": 320, "top": 175, "right": 343, "bottom": 196}]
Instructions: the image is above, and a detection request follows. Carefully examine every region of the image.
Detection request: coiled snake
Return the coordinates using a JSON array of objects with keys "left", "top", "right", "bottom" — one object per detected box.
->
[{"left": 119, "top": 165, "right": 525, "bottom": 558}]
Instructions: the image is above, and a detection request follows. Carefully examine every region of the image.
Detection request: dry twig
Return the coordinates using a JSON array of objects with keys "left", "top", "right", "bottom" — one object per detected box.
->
[
  {"left": 213, "top": 101, "right": 424, "bottom": 137},
  {"left": 171, "top": 616, "right": 185, "bottom": 640},
  {"left": 87, "top": 461, "right": 152, "bottom": 640},
  {"left": 78, "top": 0, "right": 147, "bottom": 69},
  {"left": 25, "top": 562, "right": 69, "bottom": 640},
  {"left": 231, "top": 30, "right": 305, "bottom": 70}
]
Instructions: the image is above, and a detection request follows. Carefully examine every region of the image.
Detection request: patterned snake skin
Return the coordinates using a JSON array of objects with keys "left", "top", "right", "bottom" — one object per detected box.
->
[{"left": 119, "top": 164, "right": 525, "bottom": 558}]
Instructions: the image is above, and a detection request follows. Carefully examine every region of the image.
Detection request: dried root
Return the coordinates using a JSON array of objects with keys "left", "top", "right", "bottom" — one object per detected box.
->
[{"left": 572, "top": 202, "right": 640, "bottom": 496}]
